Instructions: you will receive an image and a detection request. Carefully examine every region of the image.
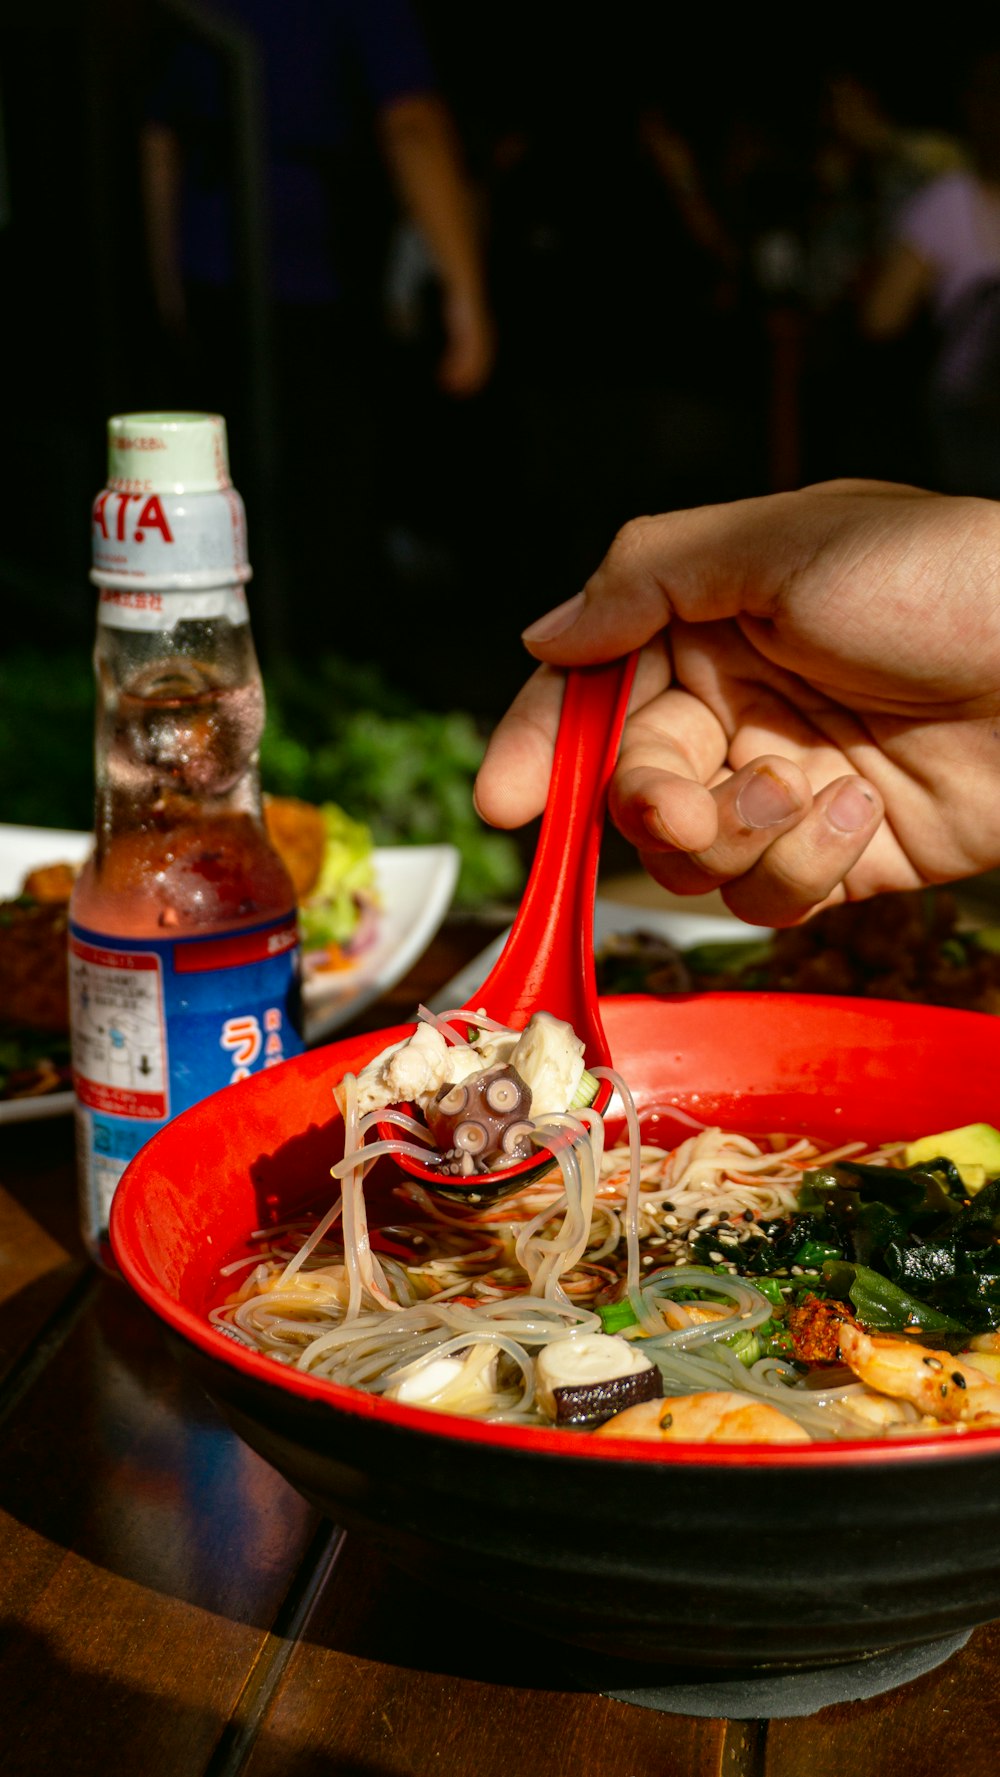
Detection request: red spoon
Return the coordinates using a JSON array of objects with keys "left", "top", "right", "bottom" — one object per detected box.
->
[{"left": 377, "top": 652, "right": 638, "bottom": 1201}]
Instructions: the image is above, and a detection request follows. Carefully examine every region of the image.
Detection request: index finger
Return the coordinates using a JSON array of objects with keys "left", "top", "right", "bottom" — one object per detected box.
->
[
  {"left": 473, "top": 664, "right": 565, "bottom": 829},
  {"left": 475, "top": 640, "right": 675, "bottom": 831}
]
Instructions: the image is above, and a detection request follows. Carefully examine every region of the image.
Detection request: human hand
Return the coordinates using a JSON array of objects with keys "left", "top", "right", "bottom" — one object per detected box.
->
[{"left": 474, "top": 480, "right": 1000, "bottom": 926}]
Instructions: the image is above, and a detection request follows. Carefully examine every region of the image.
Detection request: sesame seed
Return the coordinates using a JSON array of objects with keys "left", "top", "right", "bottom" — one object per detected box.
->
[
  {"left": 923, "top": 1356, "right": 944, "bottom": 1371},
  {"left": 709, "top": 1250, "right": 724, "bottom": 1263},
  {"left": 790, "top": 1265, "right": 804, "bottom": 1276},
  {"left": 952, "top": 1371, "right": 967, "bottom": 1388}
]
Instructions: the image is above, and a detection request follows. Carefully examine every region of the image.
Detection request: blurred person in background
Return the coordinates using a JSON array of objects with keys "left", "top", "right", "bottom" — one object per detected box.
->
[
  {"left": 477, "top": 17, "right": 759, "bottom": 606},
  {"left": 779, "top": 65, "right": 964, "bottom": 489},
  {"left": 140, "top": 0, "right": 494, "bottom": 660},
  {"left": 862, "top": 48, "right": 1000, "bottom": 498},
  {"left": 808, "top": 69, "right": 965, "bottom": 315}
]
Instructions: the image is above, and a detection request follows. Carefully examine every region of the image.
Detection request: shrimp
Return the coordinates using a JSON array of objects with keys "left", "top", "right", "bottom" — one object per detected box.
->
[
  {"left": 594, "top": 1390, "right": 811, "bottom": 1444},
  {"left": 828, "top": 1390, "right": 918, "bottom": 1433},
  {"left": 838, "top": 1324, "right": 1000, "bottom": 1424}
]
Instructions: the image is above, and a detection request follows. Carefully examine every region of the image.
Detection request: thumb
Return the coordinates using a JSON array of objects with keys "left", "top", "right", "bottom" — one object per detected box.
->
[
  {"left": 520, "top": 501, "right": 767, "bottom": 665},
  {"left": 520, "top": 519, "right": 674, "bottom": 665}
]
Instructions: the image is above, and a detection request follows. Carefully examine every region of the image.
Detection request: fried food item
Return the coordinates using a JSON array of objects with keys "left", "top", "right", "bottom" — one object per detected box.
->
[
  {"left": 0, "top": 897, "right": 71, "bottom": 1033},
  {"left": 0, "top": 864, "right": 77, "bottom": 1099},
  {"left": 263, "top": 795, "right": 328, "bottom": 901},
  {"left": 748, "top": 889, "right": 1000, "bottom": 1011},
  {"left": 22, "top": 862, "right": 78, "bottom": 903},
  {"left": 601, "top": 888, "right": 1000, "bottom": 1015}
]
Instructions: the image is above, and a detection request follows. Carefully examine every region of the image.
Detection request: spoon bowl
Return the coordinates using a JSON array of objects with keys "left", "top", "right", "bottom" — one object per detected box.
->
[{"left": 375, "top": 655, "right": 638, "bottom": 1202}]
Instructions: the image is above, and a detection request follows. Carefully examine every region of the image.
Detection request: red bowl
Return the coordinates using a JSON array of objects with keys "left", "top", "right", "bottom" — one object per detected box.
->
[{"left": 111, "top": 993, "right": 1000, "bottom": 1669}]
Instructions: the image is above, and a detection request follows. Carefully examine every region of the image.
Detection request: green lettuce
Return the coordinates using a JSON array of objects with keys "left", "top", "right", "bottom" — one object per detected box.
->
[{"left": 299, "top": 804, "right": 378, "bottom": 951}]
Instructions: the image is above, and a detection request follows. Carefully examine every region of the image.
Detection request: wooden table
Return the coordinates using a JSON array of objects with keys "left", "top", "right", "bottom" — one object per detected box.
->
[{"left": 3, "top": 913, "right": 1000, "bottom": 1777}]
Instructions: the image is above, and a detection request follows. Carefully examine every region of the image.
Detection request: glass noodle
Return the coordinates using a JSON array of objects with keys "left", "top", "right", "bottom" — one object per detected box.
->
[{"left": 211, "top": 1057, "right": 914, "bottom": 1439}]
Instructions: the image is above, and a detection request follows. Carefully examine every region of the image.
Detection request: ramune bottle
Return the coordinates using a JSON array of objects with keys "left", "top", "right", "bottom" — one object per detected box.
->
[{"left": 70, "top": 411, "right": 303, "bottom": 1268}]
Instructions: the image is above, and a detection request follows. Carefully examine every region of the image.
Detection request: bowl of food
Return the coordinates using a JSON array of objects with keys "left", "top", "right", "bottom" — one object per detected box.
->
[{"left": 110, "top": 992, "right": 1000, "bottom": 1673}]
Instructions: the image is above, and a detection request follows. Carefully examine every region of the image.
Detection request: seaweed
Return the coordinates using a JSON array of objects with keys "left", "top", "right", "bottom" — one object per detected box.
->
[{"left": 696, "top": 1163, "right": 1000, "bottom": 1336}]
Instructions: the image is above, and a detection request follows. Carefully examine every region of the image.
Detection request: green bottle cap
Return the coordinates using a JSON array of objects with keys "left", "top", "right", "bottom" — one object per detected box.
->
[{"left": 105, "top": 411, "right": 232, "bottom": 494}]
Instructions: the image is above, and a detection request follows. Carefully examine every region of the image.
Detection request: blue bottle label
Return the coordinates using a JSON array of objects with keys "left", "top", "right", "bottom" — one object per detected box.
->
[{"left": 70, "top": 912, "right": 303, "bottom": 1244}]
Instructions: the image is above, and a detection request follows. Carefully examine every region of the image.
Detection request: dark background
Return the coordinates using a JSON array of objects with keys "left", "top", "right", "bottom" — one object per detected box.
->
[{"left": 0, "top": 5, "right": 995, "bottom": 745}]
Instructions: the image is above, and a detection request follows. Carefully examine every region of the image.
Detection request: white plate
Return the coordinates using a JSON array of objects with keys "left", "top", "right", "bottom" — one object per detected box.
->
[
  {"left": 0, "top": 1089, "right": 77, "bottom": 1125},
  {"left": 428, "top": 897, "right": 768, "bottom": 1012},
  {"left": 0, "top": 824, "right": 460, "bottom": 1121}
]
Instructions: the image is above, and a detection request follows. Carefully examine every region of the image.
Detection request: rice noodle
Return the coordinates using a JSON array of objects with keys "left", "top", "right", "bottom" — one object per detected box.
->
[
  {"left": 421, "top": 1006, "right": 511, "bottom": 1035},
  {"left": 275, "top": 1196, "right": 344, "bottom": 1289},
  {"left": 591, "top": 1066, "right": 642, "bottom": 1310},
  {"left": 360, "top": 1107, "right": 431, "bottom": 1142},
  {"left": 213, "top": 1058, "right": 934, "bottom": 1443},
  {"left": 415, "top": 1004, "right": 469, "bottom": 1044},
  {"left": 331, "top": 1138, "right": 439, "bottom": 1176}
]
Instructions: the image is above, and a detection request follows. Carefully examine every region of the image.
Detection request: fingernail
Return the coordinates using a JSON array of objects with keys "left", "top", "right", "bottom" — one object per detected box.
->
[
  {"left": 735, "top": 767, "right": 802, "bottom": 830},
  {"left": 522, "top": 591, "right": 586, "bottom": 643},
  {"left": 827, "top": 780, "right": 877, "bottom": 833}
]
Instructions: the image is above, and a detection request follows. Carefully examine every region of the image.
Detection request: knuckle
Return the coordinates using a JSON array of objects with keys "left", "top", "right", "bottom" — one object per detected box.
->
[
  {"left": 722, "top": 847, "right": 846, "bottom": 927},
  {"left": 639, "top": 850, "right": 718, "bottom": 897},
  {"left": 605, "top": 516, "right": 658, "bottom": 580}
]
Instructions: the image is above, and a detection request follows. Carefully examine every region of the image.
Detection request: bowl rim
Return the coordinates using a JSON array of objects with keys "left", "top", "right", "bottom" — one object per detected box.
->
[
  {"left": 111, "top": 989, "right": 1000, "bottom": 1473},
  {"left": 170, "top": 1312, "right": 1000, "bottom": 1471}
]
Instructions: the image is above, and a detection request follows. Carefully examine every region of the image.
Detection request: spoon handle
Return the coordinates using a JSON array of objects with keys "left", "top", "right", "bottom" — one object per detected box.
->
[{"left": 469, "top": 654, "right": 639, "bottom": 1047}]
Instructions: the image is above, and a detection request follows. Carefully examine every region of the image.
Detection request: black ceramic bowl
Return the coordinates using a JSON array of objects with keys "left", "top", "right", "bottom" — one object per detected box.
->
[{"left": 111, "top": 993, "right": 1000, "bottom": 1671}]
